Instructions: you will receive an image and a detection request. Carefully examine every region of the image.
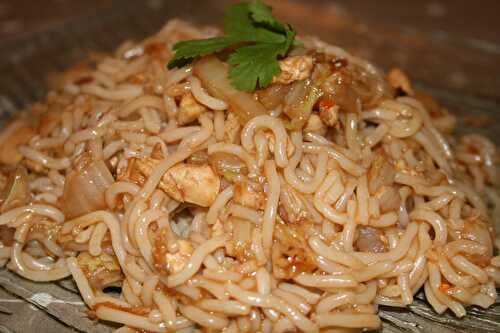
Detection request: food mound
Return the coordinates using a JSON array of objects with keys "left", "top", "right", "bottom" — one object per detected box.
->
[{"left": 0, "top": 4, "right": 499, "bottom": 332}]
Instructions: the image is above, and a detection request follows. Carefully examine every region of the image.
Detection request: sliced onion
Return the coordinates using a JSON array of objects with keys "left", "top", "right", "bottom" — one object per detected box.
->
[
  {"left": 355, "top": 226, "right": 387, "bottom": 253},
  {"left": 62, "top": 159, "right": 114, "bottom": 219},
  {"left": 0, "top": 166, "right": 29, "bottom": 213},
  {"left": 283, "top": 80, "right": 323, "bottom": 130},
  {"left": 257, "top": 83, "right": 291, "bottom": 110},
  {"left": 209, "top": 152, "right": 248, "bottom": 182},
  {"left": 194, "top": 56, "right": 266, "bottom": 123},
  {"left": 376, "top": 186, "right": 400, "bottom": 213},
  {"left": 368, "top": 155, "right": 396, "bottom": 193},
  {"left": 462, "top": 220, "right": 494, "bottom": 259}
]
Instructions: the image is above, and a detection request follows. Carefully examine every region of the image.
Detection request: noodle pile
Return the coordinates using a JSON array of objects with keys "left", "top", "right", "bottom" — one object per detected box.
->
[{"left": 0, "top": 20, "right": 499, "bottom": 332}]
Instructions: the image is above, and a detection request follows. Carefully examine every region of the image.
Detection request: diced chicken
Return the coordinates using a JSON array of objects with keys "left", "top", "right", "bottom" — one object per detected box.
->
[
  {"left": 318, "top": 100, "right": 339, "bottom": 127},
  {"left": 233, "top": 180, "right": 266, "bottom": 210},
  {"left": 387, "top": 68, "right": 414, "bottom": 96},
  {"left": 123, "top": 158, "right": 220, "bottom": 207},
  {"left": 0, "top": 118, "right": 35, "bottom": 165},
  {"left": 303, "top": 114, "right": 327, "bottom": 135},
  {"left": 223, "top": 112, "right": 241, "bottom": 143},
  {"left": 165, "top": 239, "right": 193, "bottom": 274},
  {"left": 77, "top": 252, "right": 123, "bottom": 289},
  {"left": 160, "top": 163, "right": 220, "bottom": 207},
  {"left": 177, "top": 92, "right": 207, "bottom": 125},
  {"left": 273, "top": 55, "right": 314, "bottom": 85}
]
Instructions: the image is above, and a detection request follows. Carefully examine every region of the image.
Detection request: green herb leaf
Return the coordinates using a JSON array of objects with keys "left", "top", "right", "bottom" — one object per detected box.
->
[
  {"left": 223, "top": 2, "right": 285, "bottom": 43},
  {"left": 228, "top": 43, "right": 281, "bottom": 92},
  {"left": 248, "top": 0, "right": 286, "bottom": 33},
  {"left": 228, "top": 25, "right": 295, "bottom": 91},
  {"left": 167, "top": 0, "right": 299, "bottom": 91},
  {"left": 167, "top": 37, "right": 234, "bottom": 69}
]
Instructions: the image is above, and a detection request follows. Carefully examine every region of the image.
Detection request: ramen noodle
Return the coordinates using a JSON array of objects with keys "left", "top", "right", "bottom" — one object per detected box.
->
[{"left": 0, "top": 19, "right": 499, "bottom": 332}]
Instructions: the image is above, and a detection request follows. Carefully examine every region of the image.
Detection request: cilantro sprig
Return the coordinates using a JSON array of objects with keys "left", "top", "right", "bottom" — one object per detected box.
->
[{"left": 167, "top": 1, "right": 299, "bottom": 92}]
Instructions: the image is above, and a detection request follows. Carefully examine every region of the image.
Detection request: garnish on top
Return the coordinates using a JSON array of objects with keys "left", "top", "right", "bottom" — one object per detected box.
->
[{"left": 167, "top": 1, "right": 300, "bottom": 92}]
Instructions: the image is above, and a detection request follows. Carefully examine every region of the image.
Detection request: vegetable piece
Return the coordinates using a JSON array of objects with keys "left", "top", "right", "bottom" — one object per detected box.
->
[
  {"left": 209, "top": 152, "right": 248, "bottom": 181},
  {"left": 462, "top": 219, "right": 494, "bottom": 259},
  {"left": 194, "top": 56, "right": 266, "bottom": 123},
  {"left": 227, "top": 26, "right": 295, "bottom": 91},
  {"left": 233, "top": 180, "right": 266, "bottom": 210},
  {"left": 257, "top": 83, "right": 291, "bottom": 110},
  {"left": 62, "top": 159, "right": 114, "bottom": 219},
  {"left": 168, "top": 1, "right": 299, "bottom": 92},
  {"left": 355, "top": 227, "right": 387, "bottom": 253},
  {"left": 0, "top": 166, "right": 29, "bottom": 213},
  {"left": 77, "top": 252, "right": 123, "bottom": 289},
  {"left": 283, "top": 80, "right": 323, "bottom": 130},
  {"left": 0, "top": 118, "right": 35, "bottom": 165}
]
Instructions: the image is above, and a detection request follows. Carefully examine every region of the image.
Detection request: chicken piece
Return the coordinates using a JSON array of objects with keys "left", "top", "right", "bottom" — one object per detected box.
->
[
  {"left": 0, "top": 118, "right": 35, "bottom": 165},
  {"left": 223, "top": 112, "right": 241, "bottom": 143},
  {"left": 303, "top": 114, "right": 327, "bottom": 135},
  {"left": 122, "top": 155, "right": 220, "bottom": 207},
  {"left": 77, "top": 252, "right": 123, "bottom": 289},
  {"left": 177, "top": 92, "right": 207, "bottom": 125},
  {"left": 233, "top": 180, "right": 266, "bottom": 210},
  {"left": 318, "top": 100, "right": 339, "bottom": 127},
  {"left": 273, "top": 55, "right": 314, "bottom": 85},
  {"left": 387, "top": 68, "right": 414, "bottom": 96},
  {"left": 160, "top": 163, "right": 220, "bottom": 207},
  {"left": 165, "top": 239, "right": 193, "bottom": 274}
]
